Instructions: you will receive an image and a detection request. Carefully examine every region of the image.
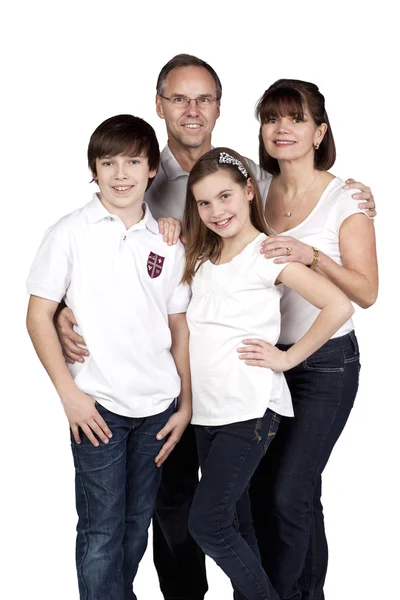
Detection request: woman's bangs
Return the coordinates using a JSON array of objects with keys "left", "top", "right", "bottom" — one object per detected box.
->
[{"left": 259, "top": 88, "right": 305, "bottom": 123}]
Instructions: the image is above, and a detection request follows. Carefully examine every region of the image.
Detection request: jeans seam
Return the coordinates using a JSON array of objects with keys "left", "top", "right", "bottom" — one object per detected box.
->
[
  {"left": 309, "top": 504, "right": 316, "bottom": 600},
  {"left": 233, "top": 507, "right": 240, "bottom": 532},
  {"left": 216, "top": 442, "right": 270, "bottom": 599},
  {"left": 76, "top": 472, "right": 90, "bottom": 600},
  {"left": 344, "top": 355, "right": 360, "bottom": 364},
  {"left": 253, "top": 418, "right": 262, "bottom": 442},
  {"left": 264, "top": 414, "right": 280, "bottom": 453},
  {"left": 304, "top": 365, "right": 344, "bottom": 373},
  {"left": 303, "top": 368, "right": 345, "bottom": 596}
]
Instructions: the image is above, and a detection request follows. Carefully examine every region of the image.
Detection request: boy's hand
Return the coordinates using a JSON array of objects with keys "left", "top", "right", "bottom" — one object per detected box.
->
[
  {"left": 154, "top": 408, "right": 191, "bottom": 467},
  {"left": 158, "top": 217, "right": 182, "bottom": 245},
  {"left": 56, "top": 307, "right": 89, "bottom": 364},
  {"left": 63, "top": 391, "right": 113, "bottom": 446},
  {"left": 344, "top": 179, "right": 376, "bottom": 217},
  {"left": 237, "top": 339, "right": 291, "bottom": 372}
]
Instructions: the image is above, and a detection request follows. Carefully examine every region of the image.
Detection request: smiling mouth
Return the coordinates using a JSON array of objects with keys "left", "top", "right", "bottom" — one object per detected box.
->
[
  {"left": 182, "top": 123, "right": 202, "bottom": 129},
  {"left": 274, "top": 140, "right": 296, "bottom": 145},
  {"left": 212, "top": 216, "right": 233, "bottom": 228},
  {"left": 112, "top": 186, "right": 133, "bottom": 192}
]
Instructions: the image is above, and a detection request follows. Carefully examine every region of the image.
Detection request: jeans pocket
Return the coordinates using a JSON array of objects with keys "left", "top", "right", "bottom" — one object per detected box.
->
[
  {"left": 304, "top": 350, "right": 344, "bottom": 373},
  {"left": 263, "top": 412, "right": 281, "bottom": 454}
]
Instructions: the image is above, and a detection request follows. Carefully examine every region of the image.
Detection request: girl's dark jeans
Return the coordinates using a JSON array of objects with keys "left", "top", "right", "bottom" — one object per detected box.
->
[
  {"left": 250, "top": 331, "right": 361, "bottom": 600},
  {"left": 189, "top": 409, "right": 281, "bottom": 600}
]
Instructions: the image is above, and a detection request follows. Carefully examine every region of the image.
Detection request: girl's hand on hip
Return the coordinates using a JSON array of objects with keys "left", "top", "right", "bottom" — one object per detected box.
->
[
  {"left": 237, "top": 339, "right": 291, "bottom": 372},
  {"left": 261, "top": 235, "right": 313, "bottom": 265}
]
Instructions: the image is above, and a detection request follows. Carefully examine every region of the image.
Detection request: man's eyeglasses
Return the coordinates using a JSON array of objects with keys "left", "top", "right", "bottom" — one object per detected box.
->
[{"left": 159, "top": 95, "right": 218, "bottom": 108}]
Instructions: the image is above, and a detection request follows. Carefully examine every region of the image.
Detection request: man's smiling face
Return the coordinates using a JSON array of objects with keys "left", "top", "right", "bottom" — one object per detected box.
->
[{"left": 156, "top": 66, "right": 220, "bottom": 151}]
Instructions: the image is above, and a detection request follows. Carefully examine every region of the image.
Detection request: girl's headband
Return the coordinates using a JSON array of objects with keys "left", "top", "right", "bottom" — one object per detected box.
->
[{"left": 218, "top": 152, "right": 248, "bottom": 180}]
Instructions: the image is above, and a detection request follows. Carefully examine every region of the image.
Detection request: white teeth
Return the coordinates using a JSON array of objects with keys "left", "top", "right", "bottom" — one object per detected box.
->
[
  {"left": 215, "top": 218, "right": 231, "bottom": 226},
  {"left": 275, "top": 141, "right": 295, "bottom": 145},
  {"left": 114, "top": 186, "right": 131, "bottom": 191},
  {"left": 184, "top": 124, "right": 201, "bottom": 128}
]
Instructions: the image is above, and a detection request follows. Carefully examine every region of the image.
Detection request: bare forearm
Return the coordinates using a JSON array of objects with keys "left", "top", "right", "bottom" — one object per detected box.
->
[
  {"left": 27, "top": 312, "right": 78, "bottom": 402},
  {"left": 314, "top": 251, "right": 377, "bottom": 308},
  {"left": 169, "top": 316, "right": 192, "bottom": 414},
  {"left": 171, "top": 339, "right": 192, "bottom": 412},
  {"left": 286, "top": 300, "right": 354, "bottom": 369}
]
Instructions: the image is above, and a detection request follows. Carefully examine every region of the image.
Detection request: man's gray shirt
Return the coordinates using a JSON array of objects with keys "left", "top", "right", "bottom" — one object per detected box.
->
[{"left": 145, "top": 145, "right": 271, "bottom": 221}]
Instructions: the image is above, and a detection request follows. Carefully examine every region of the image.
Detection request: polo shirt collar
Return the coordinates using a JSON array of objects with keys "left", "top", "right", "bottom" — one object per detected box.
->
[
  {"left": 161, "top": 145, "right": 189, "bottom": 181},
  {"left": 138, "top": 202, "right": 159, "bottom": 234},
  {"left": 85, "top": 194, "right": 111, "bottom": 223},
  {"left": 84, "top": 194, "right": 159, "bottom": 234},
  {"left": 161, "top": 144, "right": 215, "bottom": 181}
]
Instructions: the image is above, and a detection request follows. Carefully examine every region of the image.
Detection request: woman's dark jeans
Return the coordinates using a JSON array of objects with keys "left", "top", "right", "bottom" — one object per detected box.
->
[
  {"left": 250, "top": 331, "right": 361, "bottom": 600},
  {"left": 189, "top": 409, "right": 281, "bottom": 600}
]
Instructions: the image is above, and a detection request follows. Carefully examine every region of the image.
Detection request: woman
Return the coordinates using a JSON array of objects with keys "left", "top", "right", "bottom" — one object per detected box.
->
[{"left": 247, "top": 79, "right": 378, "bottom": 600}]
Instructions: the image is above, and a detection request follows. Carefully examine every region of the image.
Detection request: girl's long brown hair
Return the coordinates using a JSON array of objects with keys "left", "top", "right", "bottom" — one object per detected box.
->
[{"left": 182, "top": 147, "right": 269, "bottom": 285}]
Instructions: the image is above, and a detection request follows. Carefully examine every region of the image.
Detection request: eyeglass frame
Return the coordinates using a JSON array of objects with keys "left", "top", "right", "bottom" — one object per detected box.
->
[{"left": 159, "top": 94, "right": 219, "bottom": 108}]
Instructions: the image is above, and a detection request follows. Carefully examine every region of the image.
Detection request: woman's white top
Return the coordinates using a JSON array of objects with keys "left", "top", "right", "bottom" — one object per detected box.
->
[
  {"left": 187, "top": 233, "right": 293, "bottom": 426},
  {"left": 261, "top": 176, "right": 366, "bottom": 345}
]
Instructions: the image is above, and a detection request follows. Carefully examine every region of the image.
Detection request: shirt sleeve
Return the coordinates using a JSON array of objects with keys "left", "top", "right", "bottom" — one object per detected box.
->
[
  {"left": 244, "top": 157, "right": 269, "bottom": 181},
  {"left": 166, "top": 240, "right": 191, "bottom": 314},
  {"left": 26, "top": 227, "right": 72, "bottom": 303},
  {"left": 335, "top": 188, "right": 370, "bottom": 233}
]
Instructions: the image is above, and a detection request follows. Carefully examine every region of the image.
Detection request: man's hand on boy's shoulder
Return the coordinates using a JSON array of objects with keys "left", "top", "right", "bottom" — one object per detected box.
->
[
  {"left": 158, "top": 217, "right": 183, "bottom": 245},
  {"left": 154, "top": 407, "right": 192, "bottom": 467},
  {"left": 63, "top": 390, "right": 113, "bottom": 447},
  {"left": 345, "top": 178, "right": 377, "bottom": 217},
  {"left": 56, "top": 306, "right": 89, "bottom": 364}
]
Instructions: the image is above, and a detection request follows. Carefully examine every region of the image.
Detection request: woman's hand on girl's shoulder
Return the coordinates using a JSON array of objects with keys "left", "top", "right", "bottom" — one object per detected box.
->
[
  {"left": 237, "top": 339, "right": 291, "bottom": 372},
  {"left": 261, "top": 235, "right": 313, "bottom": 266},
  {"left": 157, "top": 217, "right": 182, "bottom": 245}
]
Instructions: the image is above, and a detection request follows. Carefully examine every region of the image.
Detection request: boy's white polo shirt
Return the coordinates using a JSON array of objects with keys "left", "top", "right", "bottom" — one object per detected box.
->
[{"left": 27, "top": 194, "right": 190, "bottom": 418}]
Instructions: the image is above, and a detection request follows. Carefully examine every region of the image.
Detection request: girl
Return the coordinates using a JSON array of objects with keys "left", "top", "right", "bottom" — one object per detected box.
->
[
  {"left": 182, "top": 147, "right": 354, "bottom": 600},
  {"left": 249, "top": 80, "right": 378, "bottom": 600}
]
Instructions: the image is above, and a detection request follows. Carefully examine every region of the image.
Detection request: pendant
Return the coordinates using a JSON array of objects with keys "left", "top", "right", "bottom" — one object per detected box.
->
[{"left": 285, "top": 211, "right": 292, "bottom": 217}]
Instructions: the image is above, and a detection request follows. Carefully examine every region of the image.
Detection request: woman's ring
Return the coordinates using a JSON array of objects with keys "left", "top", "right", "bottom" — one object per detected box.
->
[{"left": 286, "top": 247, "right": 292, "bottom": 256}]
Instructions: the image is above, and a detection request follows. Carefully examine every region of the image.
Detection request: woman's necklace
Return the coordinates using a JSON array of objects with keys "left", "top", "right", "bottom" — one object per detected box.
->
[{"left": 281, "top": 171, "right": 319, "bottom": 217}]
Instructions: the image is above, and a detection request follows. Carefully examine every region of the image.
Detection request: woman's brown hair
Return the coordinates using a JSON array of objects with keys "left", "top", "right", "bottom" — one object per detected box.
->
[
  {"left": 182, "top": 147, "right": 268, "bottom": 285},
  {"left": 256, "top": 79, "right": 336, "bottom": 174}
]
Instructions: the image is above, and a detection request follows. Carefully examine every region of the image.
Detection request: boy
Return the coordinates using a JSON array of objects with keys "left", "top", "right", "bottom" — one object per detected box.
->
[{"left": 26, "top": 114, "right": 192, "bottom": 600}]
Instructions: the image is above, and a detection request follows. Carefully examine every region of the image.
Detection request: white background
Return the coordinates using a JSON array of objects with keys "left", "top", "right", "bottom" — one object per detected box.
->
[{"left": 2, "top": 1, "right": 399, "bottom": 599}]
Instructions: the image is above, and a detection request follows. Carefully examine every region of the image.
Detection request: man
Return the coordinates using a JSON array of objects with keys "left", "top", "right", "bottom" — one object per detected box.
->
[{"left": 58, "top": 54, "right": 376, "bottom": 600}]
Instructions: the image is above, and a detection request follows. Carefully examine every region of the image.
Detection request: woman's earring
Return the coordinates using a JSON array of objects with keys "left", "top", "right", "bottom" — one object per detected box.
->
[{"left": 314, "top": 143, "right": 320, "bottom": 150}]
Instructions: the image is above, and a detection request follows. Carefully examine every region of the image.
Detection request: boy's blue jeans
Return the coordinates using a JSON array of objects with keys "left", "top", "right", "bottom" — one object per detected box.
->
[
  {"left": 70, "top": 400, "right": 175, "bottom": 600},
  {"left": 188, "top": 409, "right": 281, "bottom": 600}
]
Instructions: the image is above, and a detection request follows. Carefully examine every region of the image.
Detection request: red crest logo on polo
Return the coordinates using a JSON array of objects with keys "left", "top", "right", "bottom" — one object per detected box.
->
[{"left": 147, "top": 252, "right": 165, "bottom": 279}]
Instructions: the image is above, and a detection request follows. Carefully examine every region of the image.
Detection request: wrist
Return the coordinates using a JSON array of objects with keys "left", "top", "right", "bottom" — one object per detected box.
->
[
  {"left": 176, "top": 396, "right": 192, "bottom": 414},
  {"left": 283, "top": 349, "right": 297, "bottom": 371},
  {"left": 58, "top": 382, "right": 81, "bottom": 406},
  {"left": 309, "top": 246, "right": 320, "bottom": 270}
]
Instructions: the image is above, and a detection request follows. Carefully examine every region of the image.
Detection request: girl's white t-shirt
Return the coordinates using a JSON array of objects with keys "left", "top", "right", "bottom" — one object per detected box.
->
[
  {"left": 187, "top": 233, "right": 293, "bottom": 426},
  {"left": 260, "top": 176, "right": 366, "bottom": 345}
]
